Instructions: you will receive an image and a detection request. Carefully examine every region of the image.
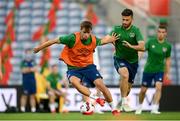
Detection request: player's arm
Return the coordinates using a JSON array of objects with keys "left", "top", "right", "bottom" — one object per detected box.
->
[
  {"left": 21, "top": 66, "right": 37, "bottom": 73},
  {"left": 100, "top": 32, "right": 120, "bottom": 45},
  {"left": 33, "top": 37, "right": 60, "bottom": 53},
  {"left": 164, "top": 57, "right": 171, "bottom": 80},
  {"left": 122, "top": 40, "right": 145, "bottom": 51},
  {"left": 21, "top": 67, "right": 33, "bottom": 73},
  {"left": 30, "top": 66, "right": 38, "bottom": 72}
]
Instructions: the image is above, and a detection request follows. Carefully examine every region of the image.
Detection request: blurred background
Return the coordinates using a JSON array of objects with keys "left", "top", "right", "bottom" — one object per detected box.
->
[{"left": 0, "top": 0, "right": 180, "bottom": 113}]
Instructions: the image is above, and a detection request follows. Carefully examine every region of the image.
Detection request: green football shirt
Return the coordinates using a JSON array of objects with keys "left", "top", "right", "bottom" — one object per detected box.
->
[
  {"left": 59, "top": 33, "right": 101, "bottom": 48},
  {"left": 46, "top": 73, "right": 62, "bottom": 89},
  {"left": 110, "top": 25, "right": 144, "bottom": 63},
  {"left": 144, "top": 38, "right": 171, "bottom": 73}
]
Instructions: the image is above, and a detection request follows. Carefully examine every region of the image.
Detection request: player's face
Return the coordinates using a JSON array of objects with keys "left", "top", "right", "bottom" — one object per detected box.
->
[
  {"left": 157, "top": 28, "right": 167, "bottom": 40},
  {"left": 52, "top": 66, "right": 58, "bottom": 74},
  {"left": 122, "top": 16, "right": 132, "bottom": 28},
  {"left": 25, "top": 50, "right": 33, "bottom": 60},
  {"left": 81, "top": 28, "right": 92, "bottom": 40}
]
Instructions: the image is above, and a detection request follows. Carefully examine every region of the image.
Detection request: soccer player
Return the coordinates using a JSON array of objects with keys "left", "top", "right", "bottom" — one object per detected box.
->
[
  {"left": 106, "top": 8, "right": 145, "bottom": 112},
  {"left": 135, "top": 25, "right": 171, "bottom": 114},
  {"left": 46, "top": 64, "right": 68, "bottom": 113},
  {"left": 20, "top": 49, "right": 37, "bottom": 112},
  {"left": 33, "top": 20, "right": 120, "bottom": 115}
]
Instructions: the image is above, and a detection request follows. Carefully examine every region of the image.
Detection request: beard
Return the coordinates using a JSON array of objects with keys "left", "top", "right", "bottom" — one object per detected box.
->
[{"left": 122, "top": 23, "right": 131, "bottom": 29}]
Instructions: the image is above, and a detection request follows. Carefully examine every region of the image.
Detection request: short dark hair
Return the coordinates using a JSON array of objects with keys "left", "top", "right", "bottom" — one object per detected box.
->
[
  {"left": 80, "top": 20, "right": 92, "bottom": 30},
  {"left": 158, "top": 24, "right": 167, "bottom": 31},
  {"left": 121, "top": 8, "right": 133, "bottom": 17}
]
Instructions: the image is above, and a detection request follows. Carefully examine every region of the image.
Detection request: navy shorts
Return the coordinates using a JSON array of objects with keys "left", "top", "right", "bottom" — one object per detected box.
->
[
  {"left": 22, "top": 77, "right": 36, "bottom": 95},
  {"left": 114, "top": 56, "right": 138, "bottom": 83},
  {"left": 142, "top": 72, "right": 164, "bottom": 87},
  {"left": 67, "top": 64, "right": 102, "bottom": 88}
]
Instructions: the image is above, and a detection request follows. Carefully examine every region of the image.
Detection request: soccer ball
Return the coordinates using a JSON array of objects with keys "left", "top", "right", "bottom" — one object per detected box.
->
[{"left": 80, "top": 102, "right": 95, "bottom": 115}]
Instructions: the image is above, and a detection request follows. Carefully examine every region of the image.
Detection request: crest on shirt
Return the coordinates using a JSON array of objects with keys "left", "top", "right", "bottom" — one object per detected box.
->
[
  {"left": 152, "top": 45, "right": 155, "bottom": 48},
  {"left": 129, "top": 33, "right": 135, "bottom": 38},
  {"left": 162, "top": 47, "right": 167, "bottom": 52}
]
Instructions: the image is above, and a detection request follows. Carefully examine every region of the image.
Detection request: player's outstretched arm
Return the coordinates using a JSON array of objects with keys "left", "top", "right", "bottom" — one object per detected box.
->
[
  {"left": 33, "top": 37, "right": 59, "bottom": 53},
  {"left": 101, "top": 32, "right": 120, "bottom": 45},
  {"left": 122, "top": 40, "right": 145, "bottom": 51}
]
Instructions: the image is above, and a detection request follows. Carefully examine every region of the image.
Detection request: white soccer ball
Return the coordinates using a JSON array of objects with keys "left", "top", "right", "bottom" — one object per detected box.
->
[{"left": 80, "top": 102, "right": 95, "bottom": 115}]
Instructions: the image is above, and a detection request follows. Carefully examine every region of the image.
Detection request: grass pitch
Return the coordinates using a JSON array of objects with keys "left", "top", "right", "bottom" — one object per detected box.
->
[{"left": 0, "top": 112, "right": 180, "bottom": 120}]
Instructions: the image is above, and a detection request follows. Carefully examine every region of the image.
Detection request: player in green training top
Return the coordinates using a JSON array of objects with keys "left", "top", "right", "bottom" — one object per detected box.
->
[
  {"left": 46, "top": 64, "right": 68, "bottom": 113},
  {"left": 135, "top": 25, "right": 171, "bottom": 115},
  {"left": 106, "top": 8, "right": 145, "bottom": 112}
]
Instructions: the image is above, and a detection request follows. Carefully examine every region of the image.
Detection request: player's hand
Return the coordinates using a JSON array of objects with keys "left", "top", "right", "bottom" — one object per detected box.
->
[
  {"left": 122, "top": 40, "right": 132, "bottom": 48},
  {"left": 111, "top": 32, "right": 120, "bottom": 41},
  {"left": 33, "top": 47, "right": 40, "bottom": 53},
  {"left": 30, "top": 67, "right": 38, "bottom": 72}
]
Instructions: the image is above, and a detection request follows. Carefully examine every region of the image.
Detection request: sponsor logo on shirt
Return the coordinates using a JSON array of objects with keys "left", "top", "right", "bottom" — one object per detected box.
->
[
  {"left": 152, "top": 45, "right": 155, "bottom": 48},
  {"left": 162, "top": 47, "right": 167, "bottom": 52},
  {"left": 77, "top": 48, "right": 91, "bottom": 57},
  {"left": 129, "top": 33, "right": 135, "bottom": 38}
]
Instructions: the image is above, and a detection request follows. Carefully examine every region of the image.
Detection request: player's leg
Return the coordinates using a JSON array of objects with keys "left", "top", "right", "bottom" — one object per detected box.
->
[
  {"left": 30, "top": 94, "right": 36, "bottom": 112},
  {"left": 20, "top": 80, "right": 28, "bottom": 112},
  {"left": 151, "top": 82, "right": 162, "bottom": 114},
  {"left": 68, "top": 69, "right": 104, "bottom": 105},
  {"left": 94, "top": 78, "right": 120, "bottom": 115},
  {"left": 83, "top": 64, "right": 119, "bottom": 115},
  {"left": 119, "top": 67, "right": 129, "bottom": 98},
  {"left": 70, "top": 76, "right": 91, "bottom": 96},
  {"left": 20, "top": 94, "right": 27, "bottom": 112},
  {"left": 48, "top": 90, "right": 56, "bottom": 113},
  {"left": 81, "top": 77, "right": 104, "bottom": 114},
  {"left": 139, "top": 86, "right": 148, "bottom": 105},
  {"left": 135, "top": 72, "right": 152, "bottom": 114},
  {"left": 135, "top": 86, "right": 147, "bottom": 114},
  {"left": 29, "top": 79, "right": 37, "bottom": 112},
  {"left": 93, "top": 88, "right": 104, "bottom": 114},
  {"left": 94, "top": 78, "right": 112, "bottom": 103},
  {"left": 135, "top": 72, "right": 154, "bottom": 114},
  {"left": 118, "top": 67, "right": 134, "bottom": 112},
  {"left": 151, "top": 72, "right": 163, "bottom": 114},
  {"left": 114, "top": 57, "right": 131, "bottom": 111},
  {"left": 127, "top": 83, "right": 132, "bottom": 96},
  {"left": 122, "top": 61, "right": 139, "bottom": 112}
]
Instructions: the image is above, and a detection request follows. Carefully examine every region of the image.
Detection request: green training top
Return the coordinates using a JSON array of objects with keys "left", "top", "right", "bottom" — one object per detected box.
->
[
  {"left": 59, "top": 33, "right": 101, "bottom": 70},
  {"left": 46, "top": 73, "right": 62, "bottom": 89},
  {"left": 110, "top": 25, "right": 144, "bottom": 63},
  {"left": 144, "top": 37, "right": 171, "bottom": 73}
]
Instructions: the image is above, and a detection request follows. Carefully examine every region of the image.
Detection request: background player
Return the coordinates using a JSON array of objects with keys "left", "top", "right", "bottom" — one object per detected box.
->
[{"left": 135, "top": 25, "right": 171, "bottom": 114}]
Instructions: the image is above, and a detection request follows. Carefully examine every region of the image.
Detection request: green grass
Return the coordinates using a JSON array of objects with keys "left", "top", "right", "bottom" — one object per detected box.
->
[{"left": 0, "top": 112, "right": 180, "bottom": 120}]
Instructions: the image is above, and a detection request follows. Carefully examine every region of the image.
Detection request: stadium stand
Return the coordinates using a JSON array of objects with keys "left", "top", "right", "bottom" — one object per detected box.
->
[{"left": 0, "top": 0, "right": 179, "bottom": 86}]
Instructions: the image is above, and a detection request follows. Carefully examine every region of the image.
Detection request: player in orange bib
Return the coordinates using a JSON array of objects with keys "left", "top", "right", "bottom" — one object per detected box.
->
[{"left": 34, "top": 20, "right": 120, "bottom": 115}]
